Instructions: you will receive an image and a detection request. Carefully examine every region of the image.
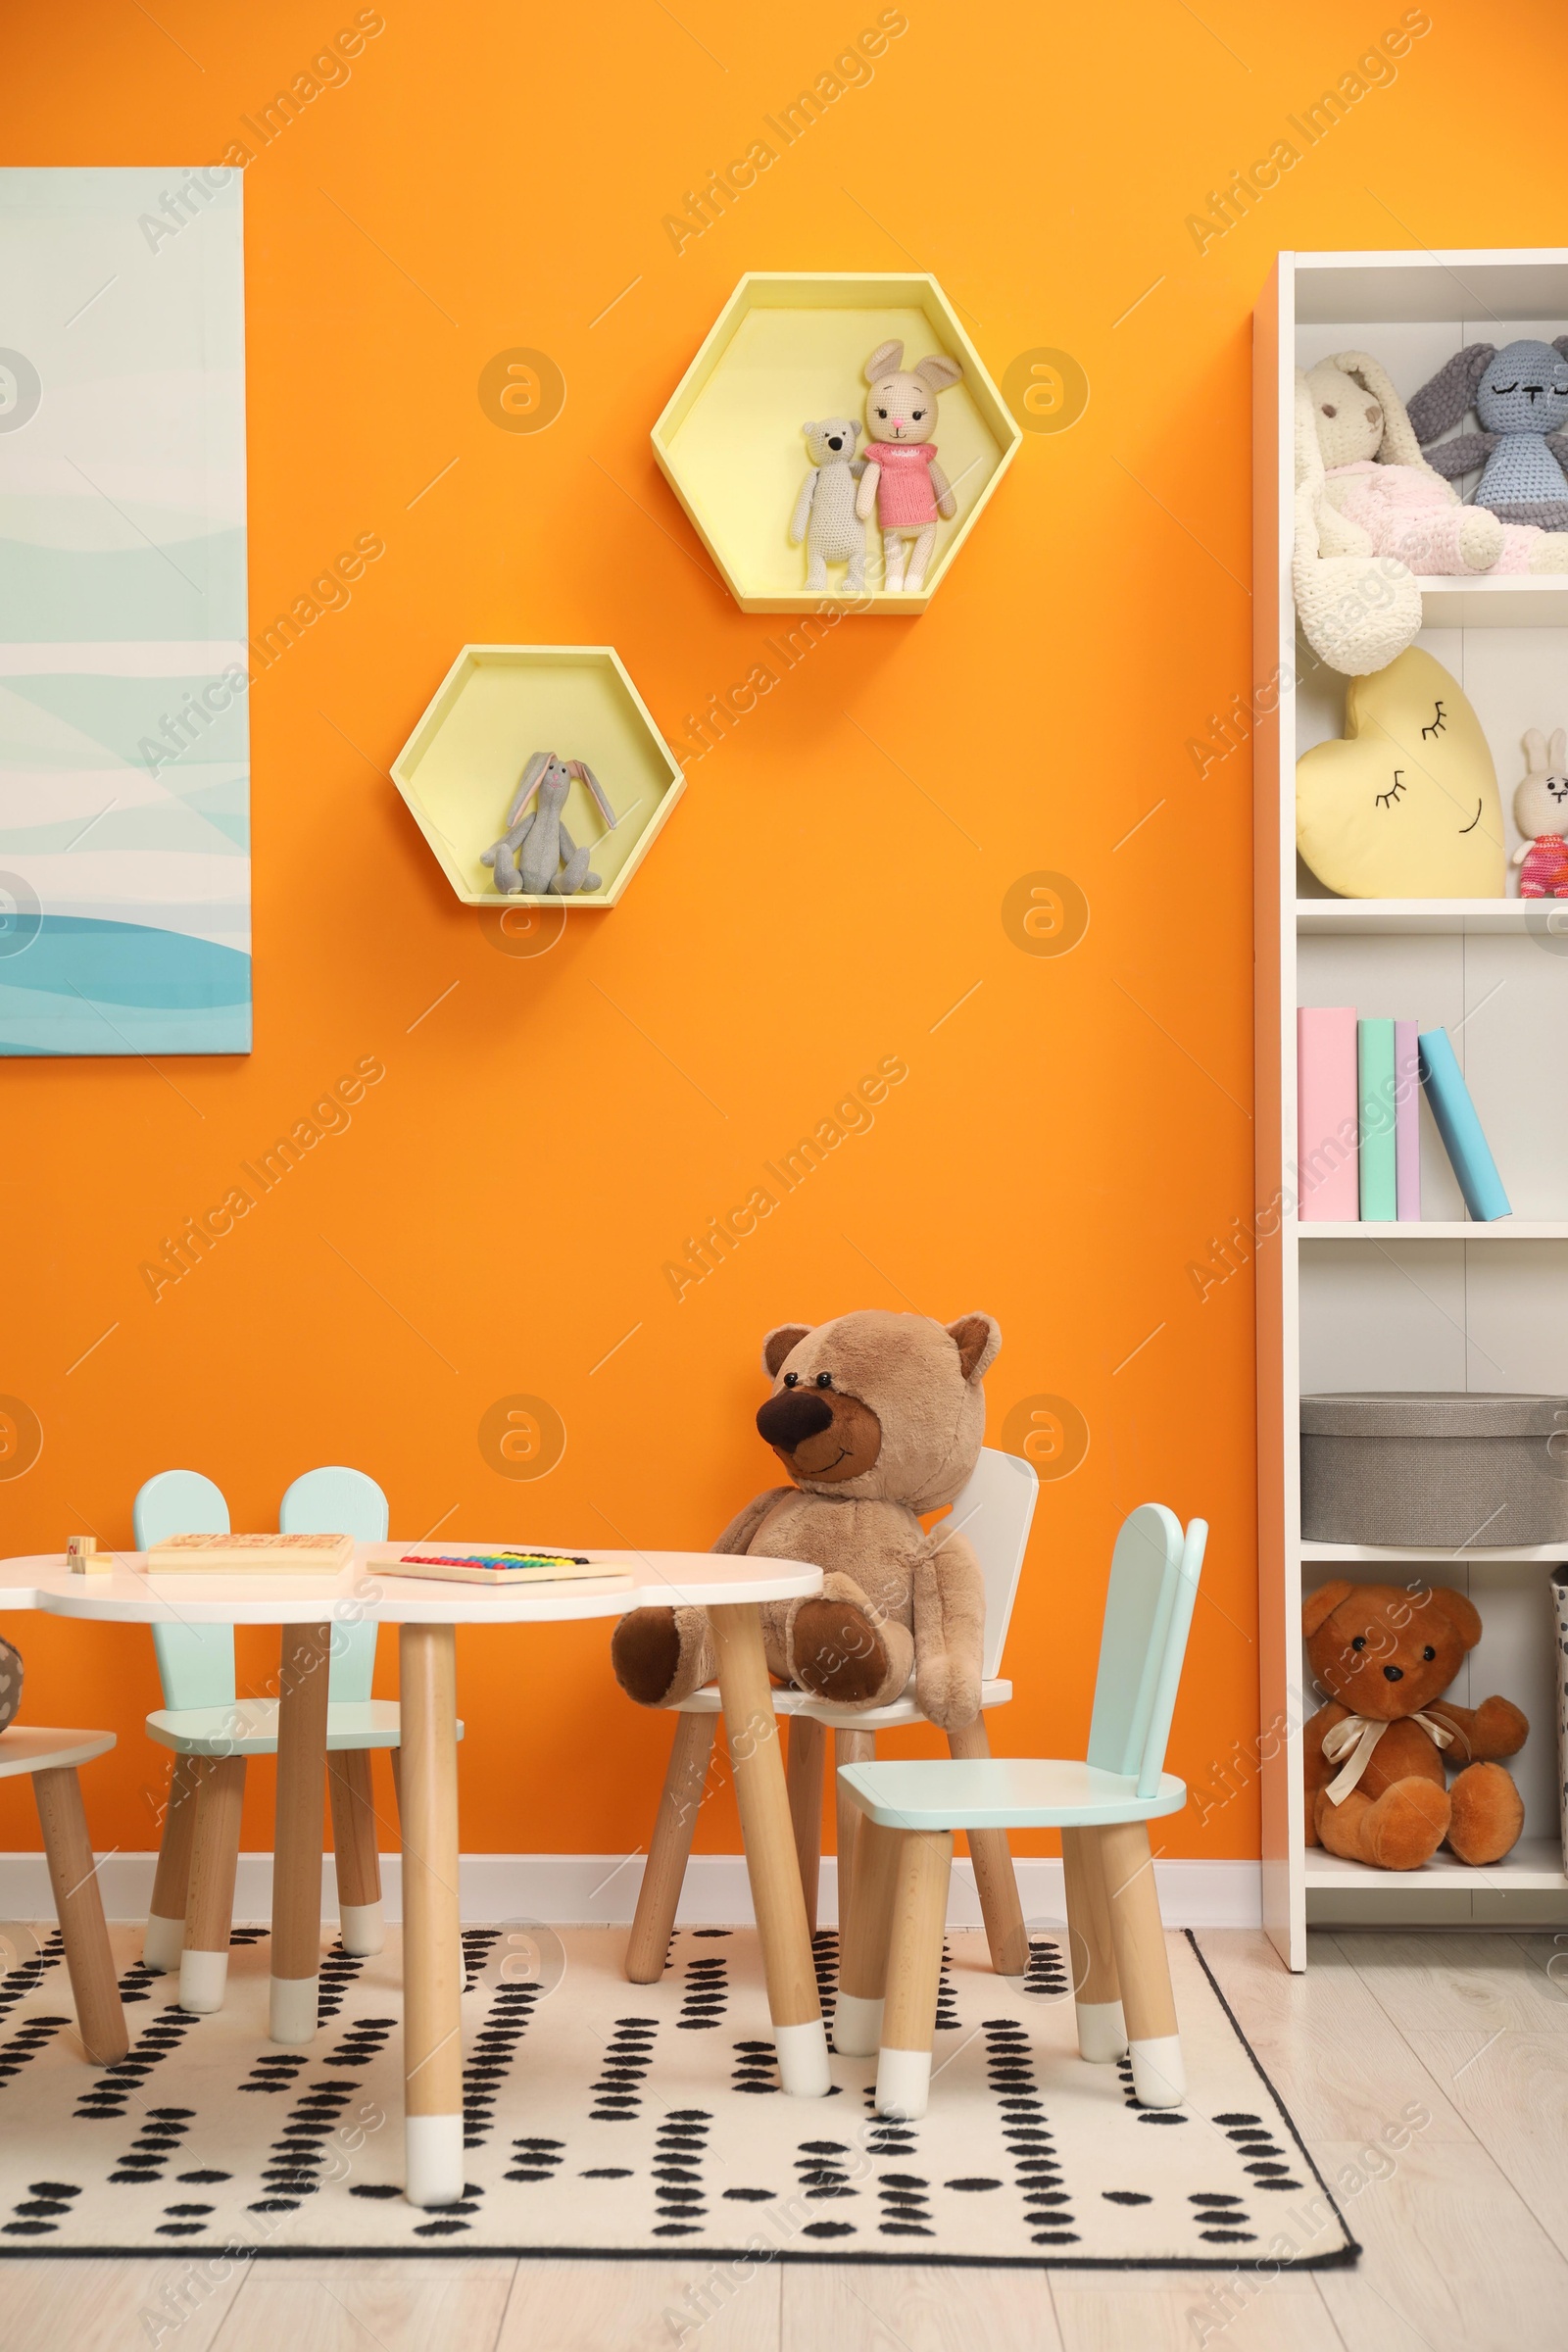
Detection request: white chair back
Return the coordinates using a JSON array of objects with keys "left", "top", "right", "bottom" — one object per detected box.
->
[{"left": 941, "top": 1447, "right": 1038, "bottom": 1679}]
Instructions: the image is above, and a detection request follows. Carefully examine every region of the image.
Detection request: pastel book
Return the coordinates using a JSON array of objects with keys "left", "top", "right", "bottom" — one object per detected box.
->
[
  {"left": 1356, "top": 1017, "right": 1397, "bottom": 1224},
  {"left": 1297, "top": 1007, "right": 1359, "bottom": 1221},
  {"left": 144, "top": 1532, "right": 355, "bottom": 1573},
  {"left": 1395, "top": 1019, "right": 1421, "bottom": 1222},
  {"left": 1417, "top": 1028, "right": 1512, "bottom": 1223}
]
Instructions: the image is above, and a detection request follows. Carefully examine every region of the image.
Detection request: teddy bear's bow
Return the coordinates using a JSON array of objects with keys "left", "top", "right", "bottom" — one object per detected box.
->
[{"left": 1320, "top": 1709, "right": 1454, "bottom": 1805}]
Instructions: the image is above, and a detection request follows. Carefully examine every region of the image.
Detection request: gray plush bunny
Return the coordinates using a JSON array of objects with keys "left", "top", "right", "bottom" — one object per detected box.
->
[
  {"left": 1408, "top": 338, "right": 1568, "bottom": 527},
  {"left": 481, "top": 750, "right": 616, "bottom": 897},
  {"left": 0, "top": 1636, "right": 22, "bottom": 1734}
]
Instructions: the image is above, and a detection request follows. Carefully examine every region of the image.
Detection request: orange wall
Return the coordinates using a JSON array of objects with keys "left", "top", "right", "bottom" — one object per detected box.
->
[{"left": 3, "top": 0, "right": 1554, "bottom": 1869}]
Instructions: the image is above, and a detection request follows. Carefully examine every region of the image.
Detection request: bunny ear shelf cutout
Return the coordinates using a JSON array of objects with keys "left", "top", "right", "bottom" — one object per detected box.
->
[
  {"left": 390, "top": 646, "right": 685, "bottom": 908},
  {"left": 652, "top": 272, "right": 1021, "bottom": 615}
]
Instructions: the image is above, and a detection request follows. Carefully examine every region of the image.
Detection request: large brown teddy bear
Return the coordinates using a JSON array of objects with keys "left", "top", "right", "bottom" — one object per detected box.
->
[
  {"left": 611, "top": 1307, "right": 998, "bottom": 1730},
  {"left": 1302, "top": 1581, "right": 1528, "bottom": 1870}
]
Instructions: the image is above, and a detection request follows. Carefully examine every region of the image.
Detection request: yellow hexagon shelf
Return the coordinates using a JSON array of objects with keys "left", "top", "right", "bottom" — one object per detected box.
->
[
  {"left": 652, "top": 272, "right": 1021, "bottom": 615},
  {"left": 390, "top": 645, "right": 685, "bottom": 908}
]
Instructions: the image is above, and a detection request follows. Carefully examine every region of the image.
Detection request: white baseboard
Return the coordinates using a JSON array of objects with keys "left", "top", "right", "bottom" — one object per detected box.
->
[{"left": 0, "top": 1851, "right": 1262, "bottom": 1931}]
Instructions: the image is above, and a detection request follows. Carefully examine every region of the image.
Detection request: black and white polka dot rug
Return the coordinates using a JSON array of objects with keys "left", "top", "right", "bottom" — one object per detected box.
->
[{"left": 0, "top": 1923, "right": 1356, "bottom": 2269}]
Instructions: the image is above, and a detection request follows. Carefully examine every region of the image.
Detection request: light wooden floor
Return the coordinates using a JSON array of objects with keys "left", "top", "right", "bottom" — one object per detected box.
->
[{"left": 6, "top": 1930, "right": 1567, "bottom": 2352}]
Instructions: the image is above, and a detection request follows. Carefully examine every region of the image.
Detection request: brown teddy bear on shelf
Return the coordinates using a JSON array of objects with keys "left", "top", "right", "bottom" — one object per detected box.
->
[
  {"left": 610, "top": 1307, "right": 998, "bottom": 1730},
  {"left": 1302, "top": 1581, "right": 1528, "bottom": 1870}
]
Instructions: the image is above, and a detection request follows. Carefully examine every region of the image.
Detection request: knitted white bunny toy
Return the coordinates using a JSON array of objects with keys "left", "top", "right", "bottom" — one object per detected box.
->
[
  {"left": 855, "top": 340, "right": 962, "bottom": 593},
  {"left": 481, "top": 750, "right": 616, "bottom": 897},
  {"left": 1513, "top": 727, "right": 1568, "bottom": 899}
]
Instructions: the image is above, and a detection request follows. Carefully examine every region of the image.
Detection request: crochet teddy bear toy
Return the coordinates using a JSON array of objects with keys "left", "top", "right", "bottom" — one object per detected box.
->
[
  {"left": 1512, "top": 727, "right": 1568, "bottom": 899},
  {"left": 611, "top": 1307, "right": 999, "bottom": 1731},
  {"left": 855, "top": 341, "right": 963, "bottom": 595},
  {"left": 1302, "top": 1580, "right": 1528, "bottom": 1870},
  {"left": 789, "top": 418, "right": 866, "bottom": 593},
  {"left": 1408, "top": 338, "right": 1568, "bottom": 528}
]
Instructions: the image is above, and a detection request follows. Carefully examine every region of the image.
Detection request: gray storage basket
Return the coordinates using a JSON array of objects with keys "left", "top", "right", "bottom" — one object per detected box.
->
[
  {"left": 1555, "top": 1569, "right": 1568, "bottom": 1878},
  {"left": 1300, "top": 1392, "right": 1568, "bottom": 1547}
]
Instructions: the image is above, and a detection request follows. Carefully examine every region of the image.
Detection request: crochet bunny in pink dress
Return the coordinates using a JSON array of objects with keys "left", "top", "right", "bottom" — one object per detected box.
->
[
  {"left": 1512, "top": 728, "right": 1568, "bottom": 897},
  {"left": 855, "top": 339, "right": 963, "bottom": 594}
]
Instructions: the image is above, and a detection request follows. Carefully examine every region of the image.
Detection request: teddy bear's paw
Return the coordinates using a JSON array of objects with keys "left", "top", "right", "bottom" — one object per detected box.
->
[
  {"left": 790, "top": 1597, "right": 890, "bottom": 1707},
  {"left": 1362, "top": 1778, "right": 1451, "bottom": 1870},
  {"left": 1469, "top": 1695, "right": 1531, "bottom": 1759},
  {"left": 610, "top": 1607, "right": 685, "bottom": 1706},
  {"left": 1529, "top": 533, "right": 1568, "bottom": 573},
  {"left": 1446, "top": 1761, "right": 1525, "bottom": 1865}
]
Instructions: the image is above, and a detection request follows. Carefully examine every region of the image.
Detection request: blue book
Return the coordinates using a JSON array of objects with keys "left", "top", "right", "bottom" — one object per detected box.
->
[{"left": 1417, "top": 1028, "right": 1511, "bottom": 1223}]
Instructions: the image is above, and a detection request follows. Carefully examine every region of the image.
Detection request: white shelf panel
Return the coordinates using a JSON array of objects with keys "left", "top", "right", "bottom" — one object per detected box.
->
[
  {"left": 1305, "top": 1837, "right": 1566, "bottom": 1893},
  {"left": 1414, "top": 575, "right": 1568, "bottom": 628},
  {"left": 1296, "top": 899, "right": 1562, "bottom": 935},
  {"left": 1298, "top": 1222, "right": 1568, "bottom": 1242},
  {"left": 1299, "top": 1539, "right": 1568, "bottom": 1566}
]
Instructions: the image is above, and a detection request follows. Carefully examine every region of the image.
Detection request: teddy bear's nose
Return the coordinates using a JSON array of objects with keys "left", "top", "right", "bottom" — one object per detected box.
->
[
  {"left": 1366, "top": 405, "right": 1380, "bottom": 423},
  {"left": 827, "top": 436, "right": 842, "bottom": 449},
  {"left": 757, "top": 1388, "right": 834, "bottom": 1450},
  {"left": 1383, "top": 1663, "right": 1404, "bottom": 1682}
]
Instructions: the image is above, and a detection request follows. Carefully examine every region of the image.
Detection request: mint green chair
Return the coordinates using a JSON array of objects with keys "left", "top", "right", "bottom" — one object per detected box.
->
[
  {"left": 836, "top": 1503, "right": 1207, "bottom": 2121},
  {"left": 135, "top": 1464, "right": 402, "bottom": 2013}
]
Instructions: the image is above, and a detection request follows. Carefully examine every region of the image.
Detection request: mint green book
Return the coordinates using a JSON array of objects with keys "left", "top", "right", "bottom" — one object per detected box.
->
[{"left": 1357, "top": 1018, "right": 1397, "bottom": 1222}]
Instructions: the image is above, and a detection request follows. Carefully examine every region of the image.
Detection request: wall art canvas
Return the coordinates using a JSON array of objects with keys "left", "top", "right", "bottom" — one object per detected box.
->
[{"left": 0, "top": 167, "right": 250, "bottom": 1055}]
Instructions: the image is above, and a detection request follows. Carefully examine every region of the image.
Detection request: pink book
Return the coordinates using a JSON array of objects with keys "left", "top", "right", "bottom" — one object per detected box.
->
[
  {"left": 1297, "top": 1007, "right": 1359, "bottom": 1221},
  {"left": 1395, "top": 1019, "right": 1421, "bottom": 1221}
]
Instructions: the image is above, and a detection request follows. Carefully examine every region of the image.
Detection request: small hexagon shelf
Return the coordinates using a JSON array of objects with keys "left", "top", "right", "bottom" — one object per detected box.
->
[
  {"left": 652, "top": 271, "right": 1021, "bottom": 615},
  {"left": 390, "top": 645, "right": 685, "bottom": 908}
]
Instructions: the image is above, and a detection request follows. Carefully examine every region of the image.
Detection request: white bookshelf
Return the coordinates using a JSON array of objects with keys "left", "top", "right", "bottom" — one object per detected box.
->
[{"left": 1254, "top": 250, "right": 1568, "bottom": 1968}]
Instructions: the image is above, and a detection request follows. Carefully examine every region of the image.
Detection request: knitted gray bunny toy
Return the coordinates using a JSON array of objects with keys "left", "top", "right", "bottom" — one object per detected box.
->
[
  {"left": 1408, "top": 339, "right": 1568, "bottom": 528},
  {"left": 481, "top": 750, "right": 616, "bottom": 897},
  {"left": 0, "top": 1636, "right": 22, "bottom": 1734}
]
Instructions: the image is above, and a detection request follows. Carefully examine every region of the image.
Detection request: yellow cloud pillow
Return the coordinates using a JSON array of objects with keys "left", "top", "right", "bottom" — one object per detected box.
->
[{"left": 1297, "top": 648, "right": 1505, "bottom": 899}]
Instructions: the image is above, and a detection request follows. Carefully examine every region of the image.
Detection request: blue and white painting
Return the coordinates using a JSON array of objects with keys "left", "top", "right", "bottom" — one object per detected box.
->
[{"left": 0, "top": 167, "right": 250, "bottom": 1055}]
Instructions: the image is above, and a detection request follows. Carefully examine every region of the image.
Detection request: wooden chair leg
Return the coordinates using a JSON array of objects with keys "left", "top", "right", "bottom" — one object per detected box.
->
[
  {"left": 710, "top": 1602, "right": 828, "bottom": 2097},
  {"left": 625, "top": 1711, "right": 714, "bottom": 1984},
  {"left": 1061, "top": 1824, "right": 1126, "bottom": 2060},
  {"left": 389, "top": 1745, "right": 403, "bottom": 1833},
  {"left": 834, "top": 1815, "right": 901, "bottom": 2055},
  {"left": 32, "top": 1765, "right": 128, "bottom": 2065},
  {"left": 328, "top": 1747, "right": 384, "bottom": 1956},
  {"left": 946, "top": 1716, "right": 1027, "bottom": 1975},
  {"left": 1098, "top": 1819, "right": 1182, "bottom": 2107},
  {"left": 178, "top": 1755, "right": 245, "bottom": 2013},
  {"left": 876, "top": 1829, "right": 952, "bottom": 2120},
  {"left": 833, "top": 1728, "right": 874, "bottom": 1936},
  {"left": 786, "top": 1717, "right": 825, "bottom": 1936},
  {"left": 144, "top": 1753, "right": 201, "bottom": 1973}
]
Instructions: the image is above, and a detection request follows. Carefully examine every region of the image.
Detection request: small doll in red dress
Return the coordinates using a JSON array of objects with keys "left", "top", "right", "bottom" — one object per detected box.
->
[
  {"left": 855, "top": 339, "right": 963, "bottom": 594},
  {"left": 1512, "top": 727, "right": 1568, "bottom": 898}
]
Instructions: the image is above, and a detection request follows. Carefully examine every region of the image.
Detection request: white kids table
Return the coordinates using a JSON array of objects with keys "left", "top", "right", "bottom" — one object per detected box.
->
[{"left": 0, "top": 1544, "right": 828, "bottom": 2207}]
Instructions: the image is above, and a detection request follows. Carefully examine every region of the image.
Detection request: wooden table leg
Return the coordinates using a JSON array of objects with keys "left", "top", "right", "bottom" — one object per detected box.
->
[
  {"left": 328, "top": 1748, "right": 385, "bottom": 1956},
  {"left": 709, "top": 1602, "right": 829, "bottom": 2097},
  {"left": 947, "top": 1715, "right": 1028, "bottom": 1975},
  {"left": 32, "top": 1765, "right": 127, "bottom": 2066},
  {"left": 833, "top": 1814, "right": 900, "bottom": 2055},
  {"left": 400, "top": 1621, "right": 464, "bottom": 2206},
  {"left": 876, "top": 1828, "right": 952, "bottom": 2121},
  {"left": 144, "top": 1753, "right": 201, "bottom": 1974},
  {"left": 270, "top": 1621, "right": 330, "bottom": 2044},
  {"left": 833, "top": 1727, "right": 873, "bottom": 1936},
  {"left": 786, "top": 1717, "right": 825, "bottom": 1937},
  {"left": 626, "top": 1711, "right": 713, "bottom": 1984},
  {"left": 1061, "top": 1824, "right": 1126, "bottom": 2061},
  {"left": 1099, "top": 1819, "right": 1183, "bottom": 2107},
  {"left": 179, "top": 1756, "right": 246, "bottom": 2012}
]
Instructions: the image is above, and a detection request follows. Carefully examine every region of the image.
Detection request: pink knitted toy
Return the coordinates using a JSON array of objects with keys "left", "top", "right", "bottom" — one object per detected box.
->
[
  {"left": 855, "top": 339, "right": 962, "bottom": 594},
  {"left": 1513, "top": 728, "right": 1568, "bottom": 898}
]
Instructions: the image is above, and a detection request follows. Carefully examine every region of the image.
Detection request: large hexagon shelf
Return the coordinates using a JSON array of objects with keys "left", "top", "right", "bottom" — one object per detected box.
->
[
  {"left": 390, "top": 645, "right": 685, "bottom": 908},
  {"left": 652, "top": 272, "right": 1021, "bottom": 615}
]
